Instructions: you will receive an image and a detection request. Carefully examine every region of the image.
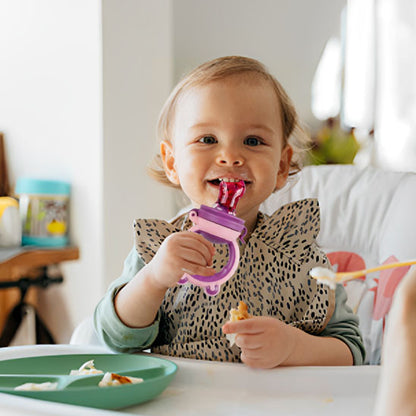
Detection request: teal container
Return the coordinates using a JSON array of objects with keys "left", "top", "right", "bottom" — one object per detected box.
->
[{"left": 15, "top": 178, "right": 71, "bottom": 247}]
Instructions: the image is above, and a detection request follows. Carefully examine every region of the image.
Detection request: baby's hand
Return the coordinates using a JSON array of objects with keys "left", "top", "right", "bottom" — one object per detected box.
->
[
  {"left": 147, "top": 231, "right": 216, "bottom": 290},
  {"left": 222, "top": 316, "right": 298, "bottom": 369}
]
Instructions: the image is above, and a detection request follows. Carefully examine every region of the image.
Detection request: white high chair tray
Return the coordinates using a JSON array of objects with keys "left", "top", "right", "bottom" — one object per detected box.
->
[{"left": 0, "top": 345, "right": 379, "bottom": 416}]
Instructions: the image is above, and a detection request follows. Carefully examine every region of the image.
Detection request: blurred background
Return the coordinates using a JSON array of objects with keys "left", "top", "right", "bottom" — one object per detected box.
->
[{"left": 0, "top": 0, "right": 415, "bottom": 342}]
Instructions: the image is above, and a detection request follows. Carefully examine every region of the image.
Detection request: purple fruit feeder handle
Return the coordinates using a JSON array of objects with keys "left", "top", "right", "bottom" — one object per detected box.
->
[{"left": 178, "top": 180, "right": 247, "bottom": 296}]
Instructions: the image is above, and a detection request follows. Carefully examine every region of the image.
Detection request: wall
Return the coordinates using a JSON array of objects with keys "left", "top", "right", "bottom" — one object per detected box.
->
[
  {"left": 0, "top": 0, "right": 103, "bottom": 342},
  {"left": 0, "top": 0, "right": 351, "bottom": 342},
  {"left": 102, "top": 0, "right": 173, "bottom": 290},
  {"left": 0, "top": 0, "right": 173, "bottom": 342},
  {"left": 172, "top": 0, "right": 347, "bottom": 131}
]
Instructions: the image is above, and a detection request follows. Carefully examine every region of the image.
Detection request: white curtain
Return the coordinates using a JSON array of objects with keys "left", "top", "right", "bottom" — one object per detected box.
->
[
  {"left": 316, "top": 0, "right": 416, "bottom": 171},
  {"left": 311, "top": 37, "right": 342, "bottom": 121},
  {"left": 342, "top": 0, "right": 376, "bottom": 134},
  {"left": 375, "top": 0, "right": 416, "bottom": 171}
]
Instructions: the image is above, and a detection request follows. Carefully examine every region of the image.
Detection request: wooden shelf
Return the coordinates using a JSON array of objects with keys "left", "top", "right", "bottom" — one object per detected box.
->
[
  {"left": 0, "top": 246, "right": 79, "bottom": 337},
  {"left": 0, "top": 246, "right": 79, "bottom": 280}
]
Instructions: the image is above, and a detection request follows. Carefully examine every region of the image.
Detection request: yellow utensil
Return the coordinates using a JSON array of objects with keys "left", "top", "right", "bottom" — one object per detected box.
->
[{"left": 309, "top": 260, "right": 416, "bottom": 289}]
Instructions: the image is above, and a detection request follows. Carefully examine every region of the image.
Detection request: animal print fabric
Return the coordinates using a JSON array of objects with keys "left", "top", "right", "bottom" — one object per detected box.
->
[{"left": 134, "top": 199, "right": 335, "bottom": 362}]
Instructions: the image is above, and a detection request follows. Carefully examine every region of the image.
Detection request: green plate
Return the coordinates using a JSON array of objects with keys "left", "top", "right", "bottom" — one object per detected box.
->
[{"left": 0, "top": 353, "right": 177, "bottom": 409}]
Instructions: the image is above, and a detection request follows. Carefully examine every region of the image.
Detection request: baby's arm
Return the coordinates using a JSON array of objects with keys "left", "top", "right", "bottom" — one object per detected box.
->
[
  {"left": 114, "top": 231, "right": 215, "bottom": 328},
  {"left": 222, "top": 315, "right": 352, "bottom": 369},
  {"left": 222, "top": 284, "right": 364, "bottom": 368},
  {"left": 94, "top": 247, "right": 155, "bottom": 352}
]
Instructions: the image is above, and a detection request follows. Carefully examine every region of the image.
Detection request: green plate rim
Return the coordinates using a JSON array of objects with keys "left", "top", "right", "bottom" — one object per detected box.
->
[{"left": 0, "top": 353, "right": 178, "bottom": 409}]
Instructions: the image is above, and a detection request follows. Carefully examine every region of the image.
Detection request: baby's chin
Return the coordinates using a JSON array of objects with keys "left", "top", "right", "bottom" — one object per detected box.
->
[
  {"left": 192, "top": 187, "right": 220, "bottom": 206},
  {"left": 190, "top": 198, "right": 216, "bottom": 209}
]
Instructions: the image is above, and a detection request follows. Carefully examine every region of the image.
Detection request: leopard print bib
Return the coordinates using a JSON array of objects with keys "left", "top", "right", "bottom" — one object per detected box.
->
[{"left": 134, "top": 198, "right": 335, "bottom": 362}]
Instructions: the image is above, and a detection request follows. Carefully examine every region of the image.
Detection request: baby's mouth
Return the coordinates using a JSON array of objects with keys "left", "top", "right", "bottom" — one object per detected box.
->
[{"left": 208, "top": 178, "right": 251, "bottom": 187}]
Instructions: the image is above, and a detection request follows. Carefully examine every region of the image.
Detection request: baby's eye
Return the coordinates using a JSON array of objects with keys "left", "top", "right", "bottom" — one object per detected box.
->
[
  {"left": 199, "top": 136, "right": 217, "bottom": 144},
  {"left": 244, "top": 137, "right": 262, "bottom": 146}
]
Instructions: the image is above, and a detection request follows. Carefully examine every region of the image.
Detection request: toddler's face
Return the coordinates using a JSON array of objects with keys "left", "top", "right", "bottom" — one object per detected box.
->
[{"left": 161, "top": 75, "right": 292, "bottom": 228}]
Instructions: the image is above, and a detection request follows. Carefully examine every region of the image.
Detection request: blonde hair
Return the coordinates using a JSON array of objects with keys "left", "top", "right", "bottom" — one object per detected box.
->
[{"left": 148, "top": 55, "right": 311, "bottom": 188}]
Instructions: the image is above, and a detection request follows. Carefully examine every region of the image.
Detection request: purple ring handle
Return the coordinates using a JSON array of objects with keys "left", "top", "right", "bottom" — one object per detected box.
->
[
  {"left": 178, "top": 206, "right": 245, "bottom": 296},
  {"left": 178, "top": 233, "right": 240, "bottom": 296}
]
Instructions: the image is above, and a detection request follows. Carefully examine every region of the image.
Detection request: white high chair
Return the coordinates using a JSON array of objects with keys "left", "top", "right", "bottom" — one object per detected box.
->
[
  {"left": 262, "top": 164, "right": 416, "bottom": 266},
  {"left": 71, "top": 164, "right": 416, "bottom": 363},
  {"left": 262, "top": 164, "right": 416, "bottom": 364}
]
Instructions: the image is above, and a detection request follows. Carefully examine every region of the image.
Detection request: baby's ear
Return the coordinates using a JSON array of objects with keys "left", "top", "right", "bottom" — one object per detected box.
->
[
  {"left": 160, "top": 140, "right": 180, "bottom": 185},
  {"left": 275, "top": 145, "right": 293, "bottom": 190}
]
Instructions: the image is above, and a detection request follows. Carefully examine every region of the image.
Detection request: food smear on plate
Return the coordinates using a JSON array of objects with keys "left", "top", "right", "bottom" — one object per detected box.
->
[
  {"left": 98, "top": 372, "right": 143, "bottom": 387},
  {"left": 69, "top": 359, "right": 104, "bottom": 375},
  {"left": 14, "top": 381, "right": 58, "bottom": 391}
]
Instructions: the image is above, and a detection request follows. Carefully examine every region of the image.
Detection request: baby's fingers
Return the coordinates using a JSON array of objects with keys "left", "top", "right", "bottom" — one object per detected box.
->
[
  {"left": 180, "top": 232, "right": 216, "bottom": 265},
  {"left": 181, "top": 261, "right": 217, "bottom": 277},
  {"left": 180, "top": 246, "right": 215, "bottom": 268},
  {"left": 222, "top": 318, "right": 262, "bottom": 335},
  {"left": 163, "top": 232, "right": 214, "bottom": 266}
]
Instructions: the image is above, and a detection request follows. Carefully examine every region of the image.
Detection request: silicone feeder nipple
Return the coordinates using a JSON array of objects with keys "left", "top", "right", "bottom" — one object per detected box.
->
[{"left": 214, "top": 180, "right": 246, "bottom": 214}]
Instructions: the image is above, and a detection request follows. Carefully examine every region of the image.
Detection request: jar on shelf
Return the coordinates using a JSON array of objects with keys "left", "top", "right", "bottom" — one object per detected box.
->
[
  {"left": 0, "top": 197, "right": 21, "bottom": 247},
  {"left": 15, "top": 178, "right": 70, "bottom": 247}
]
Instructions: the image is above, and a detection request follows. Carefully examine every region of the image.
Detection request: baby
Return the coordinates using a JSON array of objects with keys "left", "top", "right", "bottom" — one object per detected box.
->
[{"left": 94, "top": 56, "right": 365, "bottom": 368}]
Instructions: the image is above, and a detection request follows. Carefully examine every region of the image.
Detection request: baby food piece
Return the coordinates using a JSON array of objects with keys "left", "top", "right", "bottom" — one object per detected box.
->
[
  {"left": 98, "top": 372, "right": 143, "bottom": 387},
  {"left": 69, "top": 359, "right": 103, "bottom": 375},
  {"left": 226, "top": 301, "right": 252, "bottom": 346},
  {"left": 14, "top": 381, "right": 58, "bottom": 391},
  {"left": 309, "top": 267, "right": 337, "bottom": 290},
  {"left": 229, "top": 300, "right": 251, "bottom": 321}
]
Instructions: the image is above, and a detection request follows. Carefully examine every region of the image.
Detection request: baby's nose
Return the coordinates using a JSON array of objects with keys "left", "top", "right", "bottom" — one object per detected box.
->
[
  {"left": 217, "top": 158, "right": 243, "bottom": 166},
  {"left": 216, "top": 149, "right": 244, "bottom": 166}
]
